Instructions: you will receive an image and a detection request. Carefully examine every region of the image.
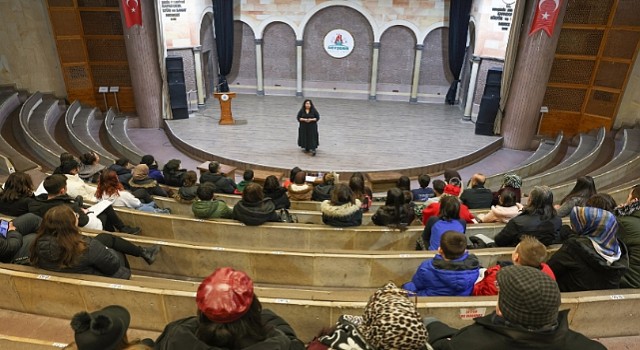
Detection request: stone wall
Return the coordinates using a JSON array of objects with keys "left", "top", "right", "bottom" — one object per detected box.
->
[{"left": 615, "top": 56, "right": 640, "bottom": 128}]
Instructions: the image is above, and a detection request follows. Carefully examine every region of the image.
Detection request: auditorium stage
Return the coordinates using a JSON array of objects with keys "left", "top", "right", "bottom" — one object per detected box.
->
[{"left": 164, "top": 95, "right": 503, "bottom": 175}]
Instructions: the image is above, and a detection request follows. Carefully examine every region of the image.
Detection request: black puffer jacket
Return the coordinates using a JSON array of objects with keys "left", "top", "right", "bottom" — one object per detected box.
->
[
  {"left": 494, "top": 213, "right": 562, "bottom": 247},
  {"left": 321, "top": 199, "right": 363, "bottom": 227},
  {"left": 311, "top": 184, "right": 334, "bottom": 202},
  {"left": 548, "top": 236, "right": 628, "bottom": 292},
  {"left": 200, "top": 173, "right": 237, "bottom": 194},
  {"left": 264, "top": 187, "right": 291, "bottom": 210},
  {"left": 32, "top": 236, "right": 130, "bottom": 279},
  {"left": 371, "top": 204, "right": 415, "bottom": 227},
  {"left": 233, "top": 199, "right": 280, "bottom": 226},
  {"left": 128, "top": 177, "right": 168, "bottom": 198},
  {"left": 29, "top": 194, "right": 90, "bottom": 227}
]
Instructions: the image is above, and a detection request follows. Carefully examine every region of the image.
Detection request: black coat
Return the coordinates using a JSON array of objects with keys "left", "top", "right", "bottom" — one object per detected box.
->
[
  {"left": 547, "top": 236, "right": 628, "bottom": 292},
  {"left": 297, "top": 109, "right": 319, "bottom": 150},
  {"left": 0, "top": 196, "right": 35, "bottom": 217},
  {"left": 163, "top": 169, "right": 186, "bottom": 187},
  {"left": 29, "top": 194, "right": 90, "bottom": 227},
  {"left": 109, "top": 164, "right": 133, "bottom": 188},
  {"left": 494, "top": 213, "right": 562, "bottom": 247},
  {"left": 264, "top": 187, "right": 291, "bottom": 210},
  {"left": 154, "top": 309, "right": 305, "bottom": 350},
  {"left": 128, "top": 177, "right": 168, "bottom": 198},
  {"left": 371, "top": 204, "right": 415, "bottom": 227},
  {"left": 233, "top": 199, "right": 280, "bottom": 226},
  {"left": 177, "top": 185, "right": 199, "bottom": 202},
  {"left": 200, "top": 172, "right": 237, "bottom": 194},
  {"left": 460, "top": 187, "right": 493, "bottom": 209},
  {"left": 428, "top": 311, "right": 605, "bottom": 350},
  {"left": 311, "top": 183, "right": 334, "bottom": 202}
]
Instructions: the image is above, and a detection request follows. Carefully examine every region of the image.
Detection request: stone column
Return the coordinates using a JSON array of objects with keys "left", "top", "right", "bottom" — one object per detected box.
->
[
  {"left": 369, "top": 42, "right": 381, "bottom": 101},
  {"left": 193, "top": 46, "right": 205, "bottom": 105},
  {"left": 463, "top": 56, "right": 481, "bottom": 120},
  {"left": 255, "top": 38, "right": 264, "bottom": 96},
  {"left": 296, "top": 39, "right": 303, "bottom": 97},
  {"left": 409, "top": 44, "right": 424, "bottom": 103},
  {"left": 119, "top": 0, "right": 162, "bottom": 128},
  {"left": 501, "top": 0, "right": 569, "bottom": 149}
]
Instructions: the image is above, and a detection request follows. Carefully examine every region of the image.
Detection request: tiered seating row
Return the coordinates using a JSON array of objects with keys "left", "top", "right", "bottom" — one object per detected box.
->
[
  {"left": 104, "top": 108, "right": 144, "bottom": 164},
  {"left": 0, "top": 90, "right": 40, "bottom": 174},
  {"left": 65, "top": 101, "right": 116, "bottom": 166}
]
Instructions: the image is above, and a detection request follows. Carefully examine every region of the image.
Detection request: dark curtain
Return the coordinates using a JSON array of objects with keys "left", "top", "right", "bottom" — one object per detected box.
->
[
  {"left": 445, "top": 0, "right": 473, "bottom": 105},
  {"left": 213, "top": 0, "right": 234, "bottom": 92}
]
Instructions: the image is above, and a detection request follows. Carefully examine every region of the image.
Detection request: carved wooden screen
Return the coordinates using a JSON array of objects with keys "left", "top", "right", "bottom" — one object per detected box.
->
[
  {"left": 46, "top": 0, "right": 135, "bottom": 112},
  {"left": 539, "top": 0, "right": 640, "bottom": 137}
]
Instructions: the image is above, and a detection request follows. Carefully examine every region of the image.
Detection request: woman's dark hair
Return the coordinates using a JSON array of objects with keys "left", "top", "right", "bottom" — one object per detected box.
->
[
  {"left": 499, "top": 189, "right": 517, "bottom": 207},
  {"left": 242, "top": 182, "right": 264, "bottom": 204},
  {"left": 288, "top": 167, "right": 302, "bottom": 182},
  {"left": 163, "top": 159, "right": 181, "bottom": 172},
  {"left": 79, "top": 152, "right": 98, "bottom": 165},
  {"left": 586, "top": 193, "right": 617, "bottom": 212},
  {"left": 95, "top": 170, "right": 124, "bottom": 199},
  {"left": 195, "top": 295, "right": 267, "bottom": 348},
  {"left": 438, "top": 195, "right": 461, "bottom": 221},
  {"left": 0, "top": 172, "right": 34, "bottom": 202},
  {"left": 183, "top": 170, "right": 198, "bottom": 187},
  {"left": 523, "top": 186, "right": 557, "bottom": 221},
  {"left": 59, "top": 152, "right": 75, "bottom": 164},
  {"left": 30, "top": 205, "right": 86, "bottom": 268},
  {"left": 444, "top": 169, "right": 462, "bottom": 184},
  {"left": 331, "top": 183, "right": 355, "bottom": 205},
  {"left": 561, "top": 175, "right": 597, "bottom": 205},
  {"left": 349, "top": 176, "right": 365, "bottom": 198},
  {"left": 396, "top": 176, "right": 411, "bottom": 191},
  {"left": 263, "top": 175, "right": 281, "bottom": 192},
  {"left": 385, "top": 188, "right": 405, "bottom": 224},
  {"left": 299, "top": 99, "right": 317, "bottom": 114}
]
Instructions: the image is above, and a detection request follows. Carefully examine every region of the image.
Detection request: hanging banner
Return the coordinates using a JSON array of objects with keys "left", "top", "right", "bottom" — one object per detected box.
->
[
  {"left": 122, "top": 0, "right": 143, "bottom": 28},
  {"left": 529, "top": 0, "right": 562, "bottom": 37}
]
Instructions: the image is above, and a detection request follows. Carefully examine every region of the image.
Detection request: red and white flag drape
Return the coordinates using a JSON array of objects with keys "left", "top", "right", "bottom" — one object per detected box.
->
[
  {"left": 121, "top": 0, "right": 142, "bottom": 28},
  {"left": 529, "top": 0, "right": 562, "bottom": 37}
]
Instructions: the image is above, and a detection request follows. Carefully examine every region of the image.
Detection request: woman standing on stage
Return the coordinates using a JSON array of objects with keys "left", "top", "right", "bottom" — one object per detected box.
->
[{"left": 297, "top": 99, "right": 319, "bottom": 156}]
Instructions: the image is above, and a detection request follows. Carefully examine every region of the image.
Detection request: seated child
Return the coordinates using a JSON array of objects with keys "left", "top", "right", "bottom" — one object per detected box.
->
[
  {"left": 234, "top": 169, "right": 254, "bottom": 194},
  {"left": 473, "top": 235, "right": 555, "bottom": 296},
  {"left": 191, "top": 183, "right": 233, "bottom": 219},
  {"left": 477, "top": 189, "right": 523, "bottom": 223},
  {"left": 175, "top": 170, "right": 199, "bottom": 203},
  {"left": 411, "top": 174, "right": 435, "bottom": 202},
  {"left": 403, "top": 231, "right": 480, "bottom": 296}
]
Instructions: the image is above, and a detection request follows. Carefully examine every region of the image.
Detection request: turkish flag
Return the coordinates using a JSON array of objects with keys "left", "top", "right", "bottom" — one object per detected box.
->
[
  {"left": 121, "top": 0, "right": 142, "bottom": 28},
  {"left": 529, "top": 0, "right": 562, "bottom": 37}
]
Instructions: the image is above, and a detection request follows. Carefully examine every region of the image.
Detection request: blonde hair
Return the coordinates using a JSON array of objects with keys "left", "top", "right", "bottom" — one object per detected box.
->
[{"left": 516, "top": 236, "right": 547, "bottom": 267}]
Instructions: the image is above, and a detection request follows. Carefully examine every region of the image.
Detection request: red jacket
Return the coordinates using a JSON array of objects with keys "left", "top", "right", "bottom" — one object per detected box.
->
[
  {"left": 472, "top": 263, "right": 556, "bottom": 296},
  {"left": 422, "top": 202, "right": 475, "bottom": 225}
]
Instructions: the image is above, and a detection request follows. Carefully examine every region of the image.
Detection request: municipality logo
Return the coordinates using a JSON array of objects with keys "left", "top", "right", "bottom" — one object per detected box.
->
[{"left": 324, "top": 29, "right": 354, "bottom": 58}]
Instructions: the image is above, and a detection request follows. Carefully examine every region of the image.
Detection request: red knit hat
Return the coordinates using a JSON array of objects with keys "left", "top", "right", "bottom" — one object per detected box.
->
[
  {"left": 443, "top": 184, "right": 461, "bottom": 197},
  {"left": 196, "top": 267, "right": 254, "bottom": 323}
]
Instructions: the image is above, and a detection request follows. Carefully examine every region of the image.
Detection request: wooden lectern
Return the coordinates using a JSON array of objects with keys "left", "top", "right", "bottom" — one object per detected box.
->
[{"left": 213, "top": 92, "right": 236, "bottom": 125}]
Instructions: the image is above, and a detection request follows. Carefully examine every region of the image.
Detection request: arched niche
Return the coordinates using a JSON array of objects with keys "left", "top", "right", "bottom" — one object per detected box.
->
[
  {"left": 263, "top": 21, "right": 297, "bottom": 96},
  {"left": 377, "top": 25, "right": 417, "bottom": 102},
  {"left": 228, "top": 21, "right": 257, "bottom": 93},
  {"left": 459, "top": 21, "right": 476, "bottom": 110},
  {"left": 199, "top": 12, "right": 217, "bottom": 98},
  {"left": 418, "top": 27, "right": 454, "bottom": 102}
]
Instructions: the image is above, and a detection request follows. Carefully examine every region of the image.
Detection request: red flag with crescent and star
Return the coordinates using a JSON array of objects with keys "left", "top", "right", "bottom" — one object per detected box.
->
[
  {"left": 121, "top": 0, "right": 142, "bottom": 28},
  {"left": 529, "top": 0, "right": 562, "bottom": 37}
]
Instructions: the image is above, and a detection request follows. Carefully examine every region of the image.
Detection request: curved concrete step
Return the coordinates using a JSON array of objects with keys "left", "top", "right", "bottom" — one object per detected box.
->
[
  {"left": 0, "top": 91, "right": 40, "bottom": 173},
  {"left": 104, "top": 108, "right": 143, "bottom": 164},
  {"left": 65, "top": 101, "right": 116, "bottom": 166},
  {"left": 18, "top": 92, "right": 67, "bottom": 169}
]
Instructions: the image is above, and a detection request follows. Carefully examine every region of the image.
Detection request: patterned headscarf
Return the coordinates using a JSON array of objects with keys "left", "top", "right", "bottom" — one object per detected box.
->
[
  {"left": 502, "top": 174, "right": 522, "bottom": 189},
  {"left": 570, "top": 206, "right": 620, "bottom": 261}
]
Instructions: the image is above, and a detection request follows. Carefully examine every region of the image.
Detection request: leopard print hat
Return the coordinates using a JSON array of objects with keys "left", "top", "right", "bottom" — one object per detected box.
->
[{"left": 358, "top": 282, "right": 429, "bottom": 350}]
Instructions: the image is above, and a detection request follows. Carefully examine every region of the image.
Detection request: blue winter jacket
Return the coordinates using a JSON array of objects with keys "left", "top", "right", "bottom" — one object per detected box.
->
[
  {"left": 148, "top": 167, "right": 165, "bottom": 184},
  {"left": 403, "top": 251, "right": 480, "bottom": 296}
]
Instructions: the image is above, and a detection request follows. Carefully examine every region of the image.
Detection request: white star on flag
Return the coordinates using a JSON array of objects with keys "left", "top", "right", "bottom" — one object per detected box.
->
[
  {"left": 542, "top": 12, "right": 549, "bottom": 20},
  {"left": 131, "top": 8, "right": 136, "bottom": 12}
]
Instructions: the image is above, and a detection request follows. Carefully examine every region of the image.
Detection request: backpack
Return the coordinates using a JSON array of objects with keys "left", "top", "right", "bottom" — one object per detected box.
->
[{"left": 279, "top": 209, "right": 298, "bottom": 223}]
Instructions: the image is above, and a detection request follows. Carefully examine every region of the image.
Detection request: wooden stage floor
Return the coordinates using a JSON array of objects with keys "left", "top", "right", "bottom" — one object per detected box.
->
[{"left": 165, "top": 95, "right": 501, "bottom": 173}]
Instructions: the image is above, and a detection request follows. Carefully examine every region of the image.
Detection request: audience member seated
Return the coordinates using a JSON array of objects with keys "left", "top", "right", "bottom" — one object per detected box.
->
[
  {"left": 396, "top": 175, "right": 411, "bottom": 192},
  {"left": 311, "top": 172, "right": 336, "bottom": 202},
  {"left": 192, "top": 183, "right": 233, "bottom": 220},
  {"left": 282, "top": 166, "right": 301, "bottom": 189},
  {"left": 548, "top": 206, "right": 628, "bottom": 292},
  {"left": 372, "top": 187, "right": 415, "bottom": 228},
  {"left": 425, "top": 179, "right": 446, "bottom": 205},
  {"left": 140, "top": 154, "right": 164, "bottom": 184},
  {"left": 419, "top": 196, "right": 467, "bottom": 251},
  {"left": 96, "top": 170, "right": 141, "bottom": 209},
  {"left": 78, "top": 152, "right": 105, "bottom": 183},
  {"left": 263, "top": 175, "right": 290, "bottom": 210},
  {"left": 129, "top": 164, "right": 169, "bottom": 200},
  {"left": 492, "top": 173, "right": 522, "bottom": 206},
  {"left": 154, "top": 267, "right": 305, "bottom": 350},
  {"left": 443, "top": 169, "right": 462, "bottom": 185},
  {"left": 30, "top": 206, "right": 158, "bottom": 279},
  {"left": 234, "top": 169, "right": 254, "bottom": 194},
  {"left": 31, "top": 174, "right": 140, "bottom": 234},
  {"left": 287, "top": 171, "right": 313, "bottom": 201},
  {"left": 555, "top": 175, "right": 597, "bottom": 217},
  {"left": 109, "top": 158, "right": 134, "bottom": 188},
  {"left": 53, "top": 152, "right": 75, "bottom": 175},
  {"left": 309, "top": 282, "right": 428, "bottom": 350},
  {"left": 476, "top": 189, "right": 522, "bottom": 223},
  {"left": 615, "top": 185, "right": 640, "bottom": 288},
  {"left": 0, "top": 213, "right": 42, "bottom": 265},
  {"left": 460, "top": 173, "right": 493, "bottom": 209},
  {"left": 175, "top": 170, "right": 199, "bottom": 203},
  {"left": 66, "top": 305, "right": 154, "bottom": 350},
  {"left": 425, "top": 265, "right": 605, "bottom": 350},
  {"left": 349, "top": 173, "right": 372, "bottom": 212},
  {"left": 199, "top": 161, "right": 237, "bottom": 194},
  {"left": 473, "top": 236, "right": 555, "bottom": 296},
  {"left": 412, "top": 174, "right": 435, "bottom": 202},
  {"left": 233, "top": 183, "right": 280, "bottom": 226},
  {"left": 421, "top": 182, "right": 475, "bottom": 225},
  {"left": 62, "top": 160, "right": 98, "bottom": 202},
  {"left": 321, "top": 183, "right": 362, "bottom": 227},
  {"left": 0, "top": 172, "right": 36, "bottom": 216},
  {"left": 162, "top": 159, "right": 186, "bottom": 187},
  {"left": 404, "top": 231, "right": 479, "bottom": 296},
  {"left": 494, "top": 186, "right": 561, "bottom": 247}
]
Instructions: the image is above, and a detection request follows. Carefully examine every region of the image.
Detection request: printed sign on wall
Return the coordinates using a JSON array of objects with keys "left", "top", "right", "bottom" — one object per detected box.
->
[{"left": 324, "top": 29, "right": 355, "bottom": 58}]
